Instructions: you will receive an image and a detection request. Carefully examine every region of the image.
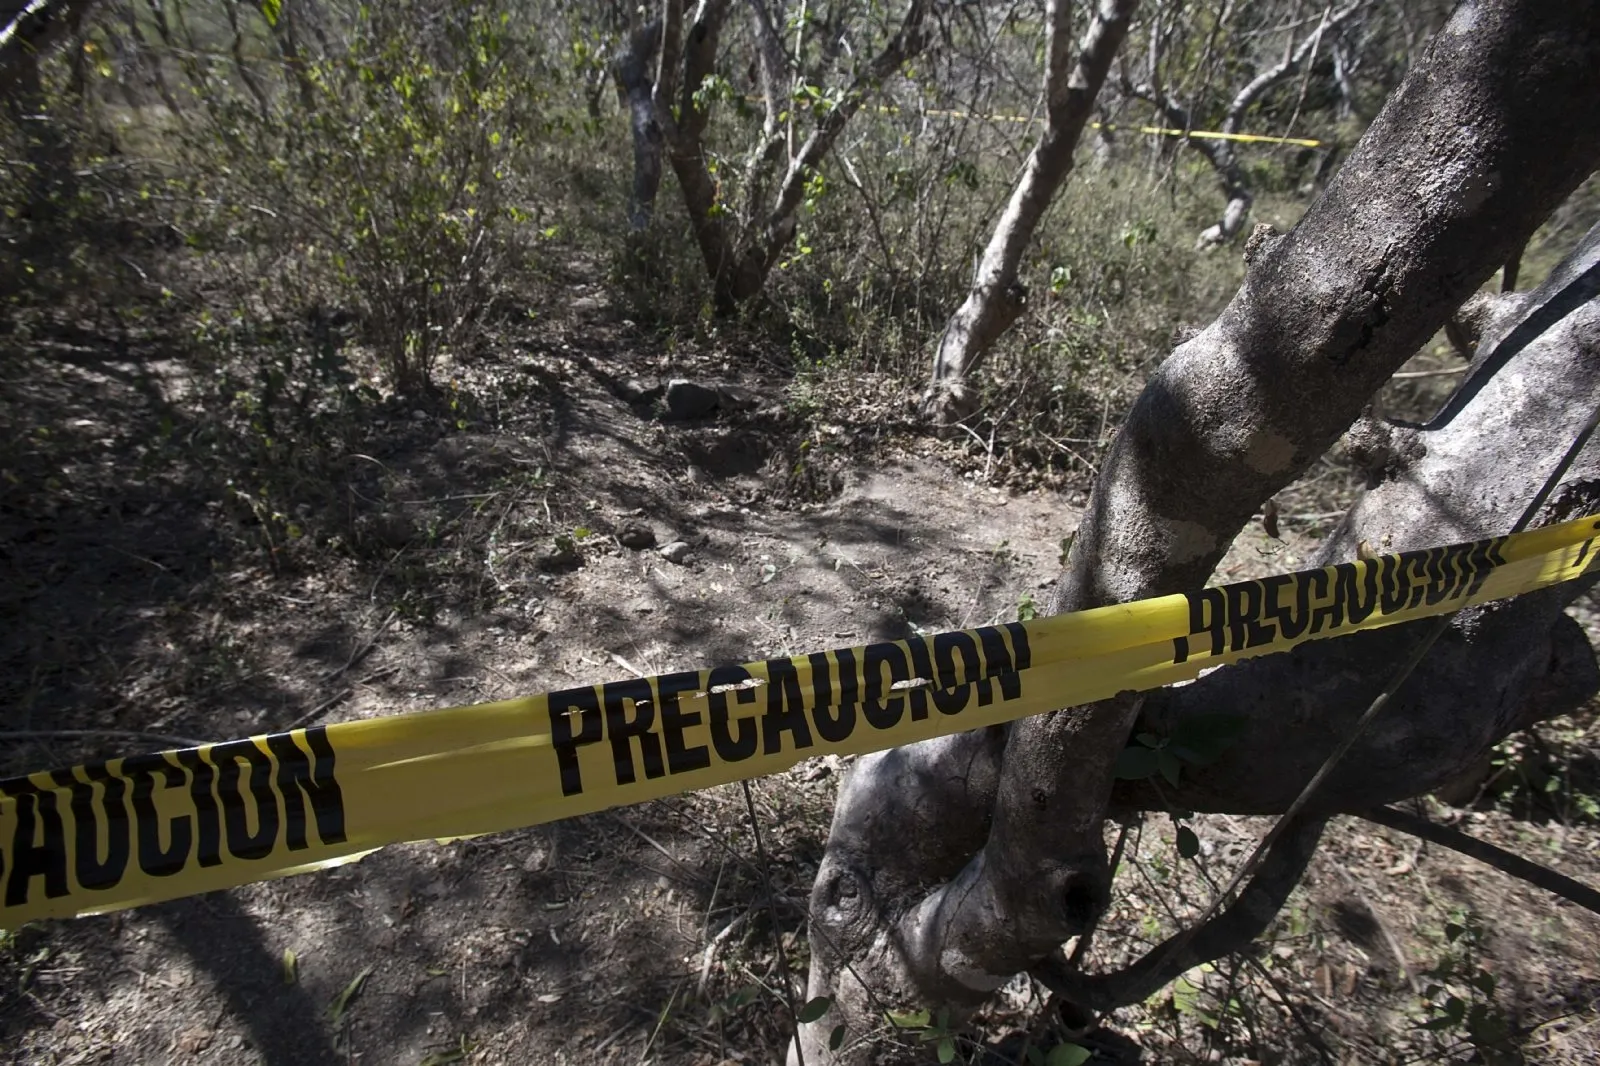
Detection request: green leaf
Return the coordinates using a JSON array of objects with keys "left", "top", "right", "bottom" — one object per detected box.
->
[
  {"left": 1469, "top": 969, "right": 1497, "bottom": 996},
  {"left": 1113, "top": 746, "right": 1159, "bottom": 780},
  {"left": 1135, "top": 732, "right": 1162, "bottom": 749},
  {"left": 327, "top": 965, "right": 374, "bottom": 1023},
  {"left": 1046, "top": 1043, "right": 1092, "bottom": 1066},
  {"left": 259, "top": 0, "right": 281, "bottom": 27},
  {"left": 887, "top": 1009, "right": 930, "bottom": 1029},
  {"left": 1444, "top": 922, "right": 1465, "bottom": 943},
  {"left": 797, "top": 996, "right": 832, "bottom": 1024},
  {"left": 829, "top": 1024, "right": 847, "bottom": 1051},
  {"left": 1172, "top": 975, "right": 1201, "bottom": 1015},
  {"left": 282, "top": 948, "right": 298, "bottom": 985},
  {"left": 1176, "top": 825, "right": 1200, "bottom": 859},
  {"left": 937, "top": 1036, "right": 956, "bottom": 1063},
  {"left": 1157, "top": 750, "right": 1182, "bottom": 787}
]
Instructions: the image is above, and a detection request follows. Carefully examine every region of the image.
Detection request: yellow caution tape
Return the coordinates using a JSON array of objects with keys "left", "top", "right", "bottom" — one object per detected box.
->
[
  {"left": 919, "top": 107, "right": 1323, "bottom": 148},
  {"left": 1088, "top": 120, "right": 1322, "bottom": 148},
  {"left": 5, "top": 514, "right": 1599, "bottom": 929}
]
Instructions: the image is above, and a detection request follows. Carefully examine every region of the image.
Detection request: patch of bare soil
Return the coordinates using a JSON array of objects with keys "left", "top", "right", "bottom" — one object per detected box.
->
[{"left": 3, "top": 282, "right": 1598, "bottom": 1066}]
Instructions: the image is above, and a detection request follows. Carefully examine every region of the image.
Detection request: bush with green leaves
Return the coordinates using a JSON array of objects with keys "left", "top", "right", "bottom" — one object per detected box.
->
[{"left": 170, "top": 0, "right": 550, "bottom": 394}]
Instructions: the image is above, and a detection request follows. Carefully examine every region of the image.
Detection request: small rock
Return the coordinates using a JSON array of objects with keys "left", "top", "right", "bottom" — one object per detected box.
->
[
  {"left": 618, "top": 522, "right": 656, "bottom": 550},
  {"left": 411, "top": 409, "right": 428, "bottom": 421},
  {"left": 620, "top": 379, "right": 665, "bottom": 406},
  {"left": 660, "top": 541, "right": 692, "bottom": 564},
  {"left": 535, "top": 544, "right": 581, "bottom": 573},
  {"left": 665, "top": 379, "right": 721, "bottom": 420}
]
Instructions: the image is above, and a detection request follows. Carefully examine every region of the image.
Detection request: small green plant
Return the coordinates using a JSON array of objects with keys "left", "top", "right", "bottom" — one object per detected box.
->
[
  {"left": 1416, "top": 911, "right": 1515, "bottom": 1061},
  {"left": 1024, "top": 1041, "right": 1093, "bottom": 1066},
  {"left": 1017, "top": 591, "right": 1039, "bottom": 621},
  {"left": 1112, "top": 713, "right": 1249, "bottom": 788},
  {"left": 705, "top": 983, "right": 762, "bottom": 1025},
  {"left": 888, "top": 1007, "right": 963, "bottom": 1064}
]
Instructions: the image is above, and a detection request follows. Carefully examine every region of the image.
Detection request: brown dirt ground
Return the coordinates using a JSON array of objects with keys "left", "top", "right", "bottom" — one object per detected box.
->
[{"left": 3, "top": 277, "right": 1599, "bottom": 1066}]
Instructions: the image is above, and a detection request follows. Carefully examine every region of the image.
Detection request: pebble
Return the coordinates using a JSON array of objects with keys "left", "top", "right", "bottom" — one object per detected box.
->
[{"left": 660, "top": 541, "right": 691, "bottom": 564}]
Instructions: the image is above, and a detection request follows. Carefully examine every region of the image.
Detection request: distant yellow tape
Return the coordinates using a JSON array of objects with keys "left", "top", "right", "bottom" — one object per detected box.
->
[
  {"left": 920, "top": 107, "right": 1324, "bottom": 148},
  {"left": 5, "top": 514, "right": 1600, "bottom": 928},
  {"left": 772, "top": 94, "right": 1322, "bottom": 147}
]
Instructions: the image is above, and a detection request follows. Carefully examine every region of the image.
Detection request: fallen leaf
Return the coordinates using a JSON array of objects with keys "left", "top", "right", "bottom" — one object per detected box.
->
[
  {"left": 327, "top": 965, "right": 374, "bottom": 1024},
  {"left": 176, "top": 1028, "right": 212, "bottom": 1055}
]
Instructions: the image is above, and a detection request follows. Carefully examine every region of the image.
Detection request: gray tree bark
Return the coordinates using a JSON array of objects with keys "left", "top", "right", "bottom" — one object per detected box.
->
[
  {"left": 613, "top": 18, "right": 665, "bottom": 232},
  {"left": 922, "top": 0, "right": 1140, "bottom": 427},
  {"left": 798, "top": 3, "right": 1600, "bottom": 1062},
  {"left": 635, "top": 0, "right": 930, "bottom": 310}
]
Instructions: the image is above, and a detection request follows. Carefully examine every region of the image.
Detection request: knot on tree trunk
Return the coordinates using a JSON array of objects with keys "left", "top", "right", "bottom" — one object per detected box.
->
[{"left": 1342, "top": 416, "right": 1424, "bottom": 486}]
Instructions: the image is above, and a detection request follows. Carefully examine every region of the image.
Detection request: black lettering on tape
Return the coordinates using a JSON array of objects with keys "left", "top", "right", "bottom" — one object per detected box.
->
[
  {"left": 3, "top": 779, "right": 69, "bottom": 907},
  {"left": 1262, "top": 574, "right": 1305, "bottom": 641},
  {"left": 1003, "top": 621, "right": 1033, "bottom": 671},
  {"left": 1224, "top": 581, "right": 1276, "bottom": 652},
  {"left": 819, "top": 646, "right": 857, "bottom": 739},
  {"left": 213, "top": 739, "right": 280, "bottom": 862},
  {"left": 902, "top": 637, "right": 934, "bottom": 721},
  {"left": 124, "top": 753, "right": 192, "bottom": 878},
  {"left": 975, "top": 625, "right": 1027, "bottom": 703},
  {"left": 656, "top": 672, "right": 712, "bottom": 775},
  {"left": 58, "top": 765, "right": 130, "bottom": 892},
  {"left": 549, "top": 686, "right": 603, "bottom": 797},
  {"left": 1175, "top": 588, "right": 1225, "bottom": 664},
  {"left": 1444, "top": 542, "right": 1475, "bottom": 600},
  {"left": 1342, "top": 554, "right": 1383, "bottom": 625},
  {"left": 1470, "top": 537, "right": 1509, "bottom": 595},
  {"left": 862, "top": 643, "right": 909, "bottom": 729},
  {"left": 1409, "top": 550, "right": 1432, "bottom": 609},
  {"left": 1378, "top": 551, "right": 1416, "bottom": 614},
  {"left": 266, "top": 728, "right": 347, "bottom": 849},
  {"left": 603, "top": 679, "right": 664, "bottom": 787},
  {"left": 171, "top": 748, "right": 223, "bottom": 868},
  {"left": 809, "top": 651, "right": 855, "bottom": 742},
  {"left": 762, "top": 658, "right": 816, "bottom": 755},
  {"left": 930, "top": 632, "right": 979, "bottom": 714},
  {"left": 1433, "top": 544, "right": 1459, "bottom": 601},
  {"left": 708, "top": 666, "right": 759, "bottom": 762},
  {"left": 1310, "top": 564, "right": 1350, "bottom": 635}
]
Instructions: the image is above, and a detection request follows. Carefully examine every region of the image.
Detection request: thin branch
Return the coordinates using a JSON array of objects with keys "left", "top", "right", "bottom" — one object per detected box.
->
[{"left": 1359, "top": 805, "right": 1600, "bottom": 917}]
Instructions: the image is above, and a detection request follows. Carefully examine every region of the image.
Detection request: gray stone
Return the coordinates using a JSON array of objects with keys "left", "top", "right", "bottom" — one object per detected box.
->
[
  {"left": 618, "top": 522, "right": 656, "bottom": 550},
  {"left": 659, "top": 541, "right": 691, "bottom": 564},
  {"left": 665, "top": 379, "right": 721, "bottom": 420}
]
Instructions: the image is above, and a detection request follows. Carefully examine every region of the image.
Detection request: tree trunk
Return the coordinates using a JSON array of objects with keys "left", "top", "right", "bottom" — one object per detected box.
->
[
  {"left": 922, "top": 0, "right": 1139, "bottom": 427},
  {"left": 614, "top": 18, "right": 665, "bottom": 232},
  {"left": 637, "top": 0, "right": 928, "bottom": 310},
  {"left": 0, "top": 0, "right": 101, "bottom": 97},
  {"left": 656, "top": 0, "right": 746, "bottom": 305},
  {"left": 798, "top": 3, "right": 1600, "bottom": 1062}
]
